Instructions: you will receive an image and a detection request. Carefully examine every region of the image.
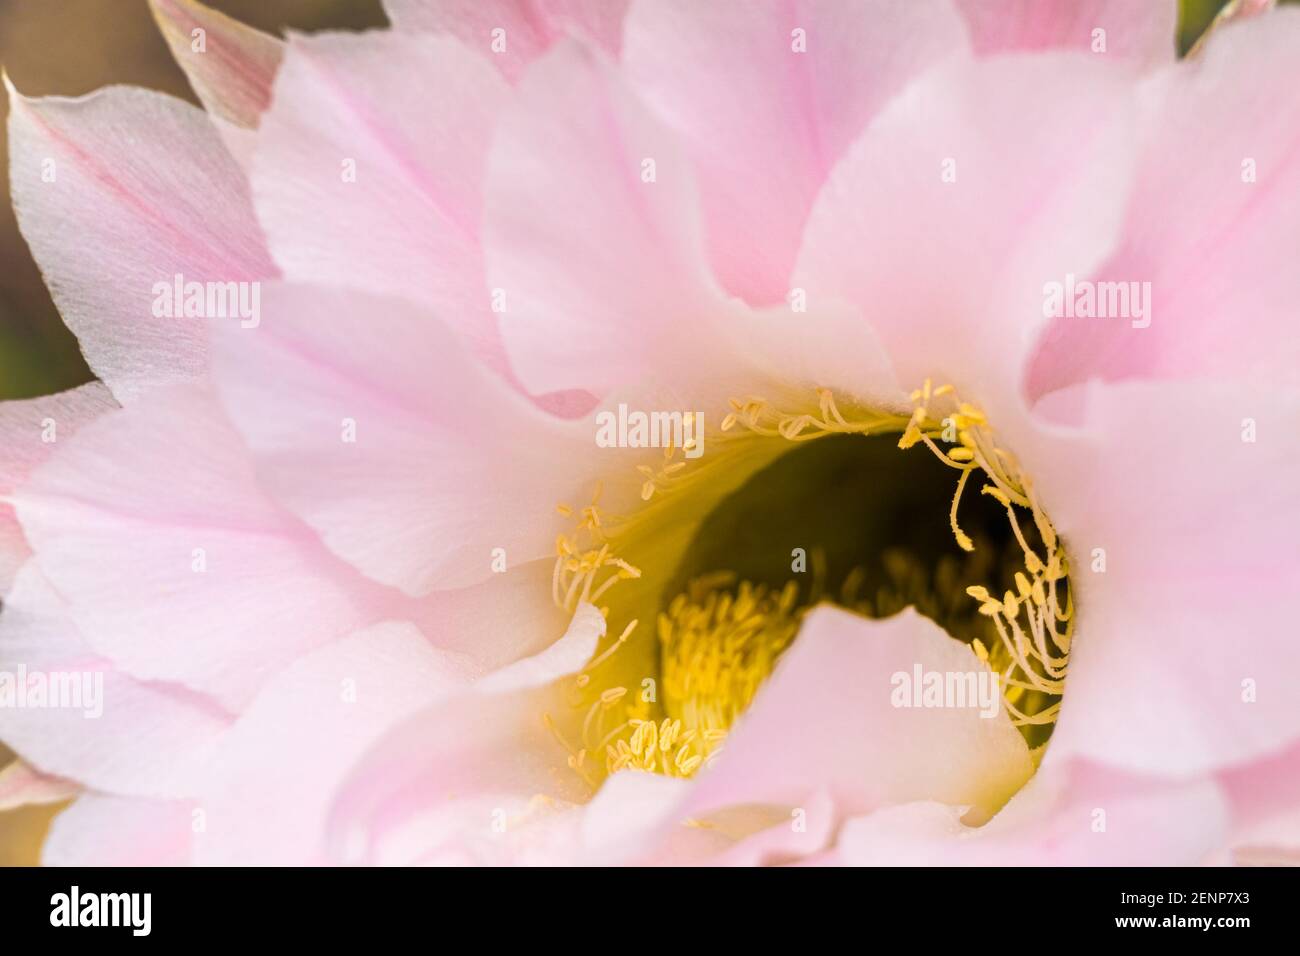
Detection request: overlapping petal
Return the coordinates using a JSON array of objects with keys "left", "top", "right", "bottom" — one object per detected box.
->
[
  {"left": 211, "top": 283, "right": 602, "bottom": 597},
  {"left": 0, "top": 564, "right": 231, "bottom": 798},
  {"left": 955, "top": 0, "right": 1177, "bottom": 67},
  {"left": 6, "top": 82, "right": 275, "bottom": 402},
  {"left": 623, "top": 0, "right": 968, "bottom": 304},
  {"left": 251, "top": 32, "right": 516, "bottom": 377},
  {"left": 12, "top": 384, "right": 389, "bottom": 709},
  {"left": 0, "top": 382, "right": 115, "bottom": 594},
  {"left": 1027, "top": 10, "right": 1300, "bottom": 397},
  {"left": 383, "top": 0, "right": 628, "bottom": 80}
]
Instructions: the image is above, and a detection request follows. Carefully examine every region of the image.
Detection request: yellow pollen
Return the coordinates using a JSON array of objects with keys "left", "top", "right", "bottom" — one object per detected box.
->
[{"left": 546, "top": 380, "right": 1074, "bottom": 794}]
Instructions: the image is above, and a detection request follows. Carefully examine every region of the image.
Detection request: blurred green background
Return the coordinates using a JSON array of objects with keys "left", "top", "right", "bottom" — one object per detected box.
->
[{"left": 0, "top": 0, "right": 1271, "bottom": 864}]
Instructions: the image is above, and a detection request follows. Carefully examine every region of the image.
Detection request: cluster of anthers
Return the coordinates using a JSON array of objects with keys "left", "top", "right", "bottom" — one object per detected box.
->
[
  {"left": 725, "top": 382, "right": 1073, "bottom": 731},
  {"left": 898, "top": 380, "right": 1072, "bottom": 729},
  {"left": 545, "top": 382, "right": 1073, "bottom": 790}
]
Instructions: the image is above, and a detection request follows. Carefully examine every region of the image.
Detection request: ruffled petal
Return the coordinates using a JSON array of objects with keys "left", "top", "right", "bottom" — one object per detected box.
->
[
  {"left": 324, "top": 605, "right": 604, "bottom": 865},
  {"left": 43, "top": 795, "right": 193, "bottom": 866},
  {"left": 191, "top": 622, "right": 467, "bottom": 865},
  {"left": 623, "top": 0, "right": 968, "bottom": 304},
  {"left": 485, "top": 40, "right": 730, "bottom": 396},
  {"left": 837, "top": 754, "right": 1228, "bottom": 865},
  {"left": 1027, "top": 10, "right": 1300, "bottom": 398},
  {"left": 0, "top": 760, "right": 77, "bottom": 811},
  {"left": 211, "top": 283, "right": 600, "bottom": 596},
  {"left": 1031, "top": 378, "right": 1300, "bottom": 776},
  {"left": 679, "top": 606, "right": 1034, "bottom": 820},
  {"left": 794, "top": 52, "right": 1137, "bottom": 426},
  {"left": 0, "top": 563, "right": 231, "bottom": 798},
  {"left": 383, "top": 0, "right": 628, "bottom": 80},
  {"left": 251, "top": 32, "right": 517, "bottom": 377},
  {"left": 955, "top": 0, "right": 1176, "bottom": 67},
  {"left": 148, "top": 0, "right": 283, "bottom": 129},
  {"left": 0, "top": 382, "right": 116, "bottom": 594},
  {"left": 12, "top": 384, "right": 391, "bottom": 709}
]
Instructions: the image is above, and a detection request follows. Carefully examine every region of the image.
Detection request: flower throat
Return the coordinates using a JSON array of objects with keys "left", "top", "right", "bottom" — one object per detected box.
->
[{"left": 548, "top": 386, "right": 1072, "bottom": 787}]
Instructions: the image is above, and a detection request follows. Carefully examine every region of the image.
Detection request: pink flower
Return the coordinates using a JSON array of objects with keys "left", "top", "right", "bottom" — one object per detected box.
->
[{"left": 2, "top": 0, "right": 1297, "bottom": 866}]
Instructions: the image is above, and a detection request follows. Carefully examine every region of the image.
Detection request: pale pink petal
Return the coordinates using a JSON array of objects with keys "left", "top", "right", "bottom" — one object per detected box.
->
[
  {"left": 837, "top": 755, "right": 1228, "bottom": 866},
  {"left": 733, "top": 299, "right": 903, "bottom": 410},
  {"left": 955, "top": 0, "right": 1176, "bottom": 67},
  {"left": 681, "top": 606, "right": 1034, "bottom": 821},
  {"left": 0, "top": 563, "right": 231, "bottom": 798},
  {"left": 212, "top": 283, "right": 601, "bottom": 597},
  {"left": 1186, "top": 0, "right": 1276, "bottom": 59},
  {"left": 576, "top": 769, "right": 691, "bottom": 863},
  {"left": 383, "top": 0, "right": 628, "bottom": 80},
  {"left": 412, "top": 558, "right": 579, "bottom": 675},
  {"left": 251, "top": 32, "right": 517, "bottom": 378},
  {"left": 191, "top": 622, "right": 467, "bottom": 865},
  {"left": 1027, "top": 10, "right": 1300, "bottom": 398},
  {"left": 0, "top": 760, "right": 77, "bottom": 811},
  {"left": 1214, "top": 741, "right": 1300, "bottom": 865},
  {"left": 485, "top": 40, "right": 729, "bottom": 396},
  {"left": 1030, "top": 378, "right": 1300, "bottom": 775},
  {"left": 0, "top": 382, "right": 116, "bottom": 594},
  {"left": 5, "top": 81, "right": 275, "bottom": 403},
  {"left": 43, "top": 795, "right": 193, "bottom": 866},
  {"left": 324, "top": 605, "right": 604, "bottom": 865},
  {"left": 794, "top": 53, "right": 1137, "bottom": 429},
  {"left": 1222, "top": 809, "right": 1300, "bottom": 866},
  {"left": 148, "top": 0, "right": 283, "bottom": 129},
  {"left": 479, "top": 604, "right": 606, "bottom": 693},
  {"left": 672, "top": 789, "right": 838, "bottom": 867},
  {"left": 1219, "top": 741, "right": 1300, "bottom": 834},
  {"left": 576, "top": 607, "right": 1034, "bottom": 866},
  {"left": 623, "top": 0, "right": 968, "bottom": 304},
  {"left": 12, "top": 384, "right": 393, "bottom": 709}
]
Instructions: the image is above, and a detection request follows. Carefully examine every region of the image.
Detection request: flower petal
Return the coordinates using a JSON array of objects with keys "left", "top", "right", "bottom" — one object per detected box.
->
[
  {"left": 0, "top": 760, "right": 77, "bottom": 812},
  {"left": 191, "top": 622, "right": 466, "bottom": 865},
  {"left": 212, "top": 283, "right": 600, "bottom": 596},
  {"left": 12, "top": 384, "right": 390, "bottom": 709},
  {"left": 955, "top": 0, "right": 1176, "bottom": 67},
  {"left": 794, "top": 52, "right": 1137, "bottom": 424},
  {"left": 43, "top": 795, "right": 193, "bottom": 866},
  {"left": 682, "top": 606, "right": 1034, "bottom": 820},
  {"left": 1031, "top": 378, "right": 1300, "bottom": 776},
  {"left": 1215, "top": 740, "right": 1300, "bottom": 865},
  {"left": 837, "top": 755, "right": 1228, "bottom": 865},
  {"left": 5, "top": 81, "right": 275, "bottom": 403},
  {"left": 383, "top": 0, "right": 628, "bottom": 80},
  {"left": 1027, "top": 10, "right": 1300, "bottom": 398},
  {"left": 251, "top": 32, "right": 517, "bottom": 378},
  {"left": 485, "top": 39, "right": 728, "bottom": 396},
  {"left": 0, "top": 382, "right": 116, "bottom": 595},
  {"left": 623, "top": 0, "right": 968, "bottom": 304},
  {"left": 0, "top": 563, "right": 231, "bottom": 798},
  {"left": 324, "top": 605, "right": 604, "bottom": 865},
  {"left": 148, "top": 0, "right": 283, "bottom": 129}
]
